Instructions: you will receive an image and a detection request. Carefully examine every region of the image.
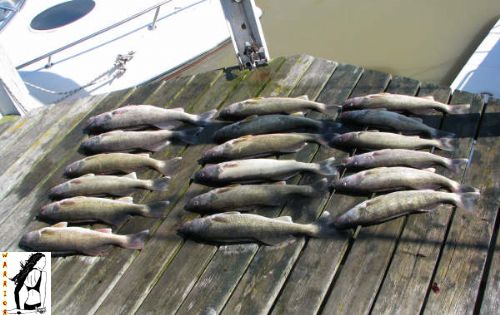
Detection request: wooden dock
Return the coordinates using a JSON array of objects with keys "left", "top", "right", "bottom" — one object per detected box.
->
[{"left": 0, "top": 54, "right": 498, "bottom": 314}]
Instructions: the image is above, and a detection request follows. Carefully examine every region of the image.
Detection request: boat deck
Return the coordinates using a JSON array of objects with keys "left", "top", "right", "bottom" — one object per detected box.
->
[{"left": 0, "top": 54, "right": 499, "bottom": 314}]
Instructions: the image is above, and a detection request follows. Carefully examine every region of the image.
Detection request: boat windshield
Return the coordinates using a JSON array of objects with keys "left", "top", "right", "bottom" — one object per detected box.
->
[{"left": 0, "top": 0, "right": 24, "bottom": 31}]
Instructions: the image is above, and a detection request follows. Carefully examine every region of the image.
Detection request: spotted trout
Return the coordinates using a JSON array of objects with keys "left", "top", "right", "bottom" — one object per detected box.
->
[
  {"left": 333, "top": 190, "right": 480, "bottom": 229},
  {"left": 179, "top": 211, "right": 334, "bottom": 245},
  {"left": 20, "top": 222, "right": 149, "bottom": 256},
  {"left": 343, "top": 93, "right": 470, "bottom": 114}
]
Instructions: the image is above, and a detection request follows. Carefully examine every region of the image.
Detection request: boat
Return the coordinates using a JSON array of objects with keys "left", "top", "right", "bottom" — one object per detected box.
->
[
  {"left": 451, "top": 18, "right": 500, "bottom": 100},
  {"left": 0, "top": 0, "right": 232, "bottom": 105}
]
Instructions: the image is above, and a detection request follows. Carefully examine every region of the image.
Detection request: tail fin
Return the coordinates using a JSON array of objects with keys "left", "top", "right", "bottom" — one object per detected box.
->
[
  {"left": 445, "top": 158, "right": 468, "bottom": 174},
  {"left": 124, "top": 229, "right": 149, "bottom": 249},
  {"left": 436, "top": 138, "right": 457, "bottom": 152},
  {"left": 317, "top": 157, "right": 339, "bottom": 177},
  {"left": 147, "top": 176, "right": 171, "bottom": 191},
  {"left": 155, "top": 157, "right": 182, "bottom": 176},
  {"left": 177, "top": 127, "right": 203, "bottom": 144},
  {"left": 448, "top": 179, "right": 479, "bottom": 193},
  {"left": 430, "top": 128, "right": 456, "bottom": 139},
  {"left": 446, "top": 104, "right": 470, "bottom": 114},
  {"left": 310, "top": 178, "right": 329, "bottom": 197},
  {"left": 142, "top": 200, "right": 170, "bottom": 218},
  {"left": 311, "top": 211, "right": 336, "bottom": 237},
  {"left": 455, "top": 192, "right": 480, "bottom": 213},
  {"left": 195, "top": 109, "right": 218, "bottom": 126}
]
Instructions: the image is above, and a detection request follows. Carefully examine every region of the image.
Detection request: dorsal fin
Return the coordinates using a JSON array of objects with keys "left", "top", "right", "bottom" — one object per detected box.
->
[
  {"left": 117, "top": 196, "right": 134, "bottom": 203},
  {"left": 295, "top": 95, "right": 309, "bottom": 100},
  {"left": 95, "top": 228, "right": 112, "bottom": 234},
  {"left": 275, "top": 216, "right": 293, "bottom": 222},
  {"left": 421, "top": 95, "right": 435, "bottom": 100},
  {"left": 137, "top": 153, "right": 151, "bottom": 158},
  {"left": 170, "top": 107, "right": 185, "bottom": 112},
  {"left": 123, "top": 172, "right": 137, "bottom": 179},
  {"left": 290, "top": 112, "right": 304, "bottom": 116},
  {"left": 52, "top": 222, "right": 68, "bottom": 228},
  {"left": 274, "top": 181, "right": 287, "bottom": 186},
  {"left": 81, "top": 173, "right": 95, "bottom": 177},
  {"left": 423, "top": 167, "right": 436, "bottom": 173}
]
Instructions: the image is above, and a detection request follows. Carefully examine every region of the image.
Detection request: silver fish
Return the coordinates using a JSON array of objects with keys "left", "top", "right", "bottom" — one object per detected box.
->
[
  {"left": 343, "top": 93, "right": 470, "bottom": 114},
  {"left": 49, "top": 172, "right": 170, "bottom": 199},
  {"left": 340, "top": 149, "right": 468, "bottom": 174},
  {"left": 218, "top": 95, "right": 338, "bottom": 120},
  {"left": 330, "top": 131, "right": 456, "bottom": 151},
  {"left": 200, "top": 133, "right": 329, "bottom": 163},
  {"left": 85, "top": 105, "right": 217, "bottom": 131},
  {"left": 333, "top": 190, "right": 480, "bottom": 229},
  {"left": 64, "top": 153, "right": 182, "bottom": 177},
  {"left": 185, "top": 179, "right": 328, "bottom": 213},
  {"left": 80, "top": 128, "right": 202, "bottom": 153},
  {"left": 20, "top": 222, "right": 149, "bottom": 256},
  {"left": 332, "top": 167, "right": 476, "bottom": 194},
  {"left": 193, "top": 158, "right": 338, "bottom": 186},
  {"left": 178, "top": 211, "right": 334, "bottom": 245},
  {"left": 338, "top": 109, "right": 455, "bottom": 138},
  {"left": 39, "top": 196, "right": 169, "bottom": 225},
  {"left": 213, "top": 114, "right": 337, "bottom": 143}
]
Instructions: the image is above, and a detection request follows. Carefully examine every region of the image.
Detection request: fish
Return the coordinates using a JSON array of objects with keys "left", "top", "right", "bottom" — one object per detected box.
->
[
  {"left": 64, "top": 153, "right": 182, "bottom": 177},
  {"left": 217, "top": 95, "right": 338, "bottom": 120},
  {"left": 185, "top": 179, "right": 329, "bottom": 213},
  {"left": 329, "top": 131, "right": 456, "bottom": 151},
  {"left": 49, "top": 172, "right": 170, "bottom": 199},
  {"left": 343, "top": 93, "right": 470, "bottom": 114},
  {"left": 193, "top": 158, "right": 338, "bottom": 186},
  {"left": 333, "top": 190, "right": 480, "bottom": 229},
  {"left": 39, "top": 196, "right": 169, "bottom": 226},
  {"left": 340, "top": 149, "right": 468, "bottom": 174},
  {"left": 213, "top": 114, "right": 338, "bottom": 143},
  {"left": 85, "top": 105, "right": 217, "bottom": 132},
  {"left": 331, "top": 167, "right": 477, "bottom": 194},
  {"left": 178, "top": 211, "right": 334, "bottom": 245},
  {"left": 80, "top": 128, "right": 202, "bottom": 153},
  {"left": 19, "top": 222, "right": 149, "bottom": 256},
  {"left": 338, "top": 109, "right": 455, "bottom": 138},
  {"left": 199, "top": 133, "right": 330, "bottom": 163}
]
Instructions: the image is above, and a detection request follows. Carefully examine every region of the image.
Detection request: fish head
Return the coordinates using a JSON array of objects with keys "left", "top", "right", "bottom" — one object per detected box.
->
[
  {"left": 343, "top": 96, "right": 364, "bottom": 109},
  {"left": 49, "top": 182, "right": 71, "bottom": 199},
  {"left": 19, "top": 229, "right": 43, "bottom": 250},
  {"left": 80, "top": 135, "right": 102, "bottom": 152},
  {"left": 200, "top": 145, "right": 225, "bottom": 163},
  {"left": 85, "top": 112, "right": 112, "bottom": 130},
  {"left": 64, "top": 160, "right": 86, "bottom": 177},
  {"left": 193, "top": 165, "right": 222, "bottom": 185},
  {"left": 39, "top": 202, "right": 61, "bottom": 218}
]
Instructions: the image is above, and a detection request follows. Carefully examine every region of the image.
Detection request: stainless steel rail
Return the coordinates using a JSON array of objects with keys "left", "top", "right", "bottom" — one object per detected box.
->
[{"left": 16, "top": 0, "right": 177, "bottom": 70}]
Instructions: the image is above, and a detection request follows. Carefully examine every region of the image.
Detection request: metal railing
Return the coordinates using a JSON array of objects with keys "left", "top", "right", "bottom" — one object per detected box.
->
[{"left": 16, "top": 0, "right": 178, "bottom": 70}]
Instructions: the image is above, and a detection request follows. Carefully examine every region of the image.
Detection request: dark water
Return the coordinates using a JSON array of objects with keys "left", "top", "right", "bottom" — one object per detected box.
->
[{"left": 187, "top": 0, "right": 500, "bottom": 85}]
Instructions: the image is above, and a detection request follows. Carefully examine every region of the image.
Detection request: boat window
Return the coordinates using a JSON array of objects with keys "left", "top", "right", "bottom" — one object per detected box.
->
[
  {"left": 30, "top": 0, "right": 95, "bottom": 31},
  {"left": 0, "top": 0, "right": 24, "bottom": 31}
]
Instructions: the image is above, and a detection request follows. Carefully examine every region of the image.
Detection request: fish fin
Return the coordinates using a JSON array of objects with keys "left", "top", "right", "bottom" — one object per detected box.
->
[
  {"left": 455, "top": 192, "right": 480, "bottom": 213},
  {"left": 317, "top": 157, "right": 339, "bottom": 177},
  {"left": 241, "top": 115, "right": 259, "bottom": 122},
  {"left": 143, "top": 201, "right": 170, "bottom": 218},
  {"left": 52, "top": 222, "right": 68, "bottom": 228},
  {"left": 423, "top": 168, "right": 436, "bottom": 173},
  {"left": 436, "top": 138, "right": 457, "bottom": 152},
  {"left": 123, "top": 172, "right": 137, "bottom": 179},
  {"left": 124, "top": 229, "right": 150, "bottom": 249},
  {"left": 421, "top": 95, "right": 435, "bottom": 100},
  {"left": 137, "top": 153, "right": 151, "bottom": 158},
  {"left": 153, "top": 121, "right": 184, "bottom": 130},
  {"left": 311, "top": 178, "right": 329, "bottom": 196},
  {"left": 456, "top": 184, "right": 479, "bottom": 193},
  {"left": 196, "top": 109, "right": 218, "bottom": 126},
  {"left": 170, "top": 107, "right": 185, "bottom": 112},
  {"left": 290, "top": 111, "right": 305, "bottom": 116},
  {"left": 223, "top": 211, "right": 241, "bottom": 215},
  {"left": 258, "top": 235, "right": 294, "bottom": 246},
  {"left": 446, "top": 158, "right": 468, "bottom": 174},
  {"left": 81, "top": 173, "right": 95, "bottom": 177},
  {"left": 285, "top": 142, "right": 308, "bottom": 153},
  {"left": 275, "top": 216, "right": 293, "bottom": 222},
  {"left": 96, "top": 228, "right": 113, "bottom": 234},
  {"left": 117, "top": 197, "right": 134, "bottom": 203},
  {"left": 143, "top": 141, "right": 171, "bottom": 152},
  {"left": 155, "top": 156, "right": 182, "bottom": 176},
  {"left": 177, "top": 127, "right": 203, "bottom": 144},
  {"left": 274, "top": 181, "right": 287, "bottom": 186},
  {"left": 82, "top": 245, "right": 113, "bottom": 256},
  {"left": 295, "top": 95, "right": 309, "bottom": 100},
  {"left": 148, "top": 176, "right": 171, "bottom": 191},
  {"left": 446, "top": 104, "right": 470, "bottom": 114}
]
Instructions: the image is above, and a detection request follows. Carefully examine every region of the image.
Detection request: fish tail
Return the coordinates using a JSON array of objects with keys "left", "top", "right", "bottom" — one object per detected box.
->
[
  {"left": 195, "top": 109, "right": 218, "bottom": 126},
  {"left": 154, "top": 157, "right": 182, "bottom": 176},
  {"left": 446, "top": 103, "right": 470, "bottom": 114},
  {"left": 310, "top": 211, "right": 336, "bottom": 237},
  {"left": 142, "top": 200, "right": 170, "bottom": 218},
  {"left": 147, "top": 176, "right": 171, "bottom": 191},
  {"left": 430, "top": 128, "right": 456, "bottom": 139},
  {"left": 454, "top": 191, "right": 480, "bottom": 213},
  {"left": 177, "top": 127, "right": 203, "bottom": 144},
  {"left": 310, "top": 178, "right": 330, "bottom": 197},
  {"left": 444, "top": 158, "right": 468, "bottom": 174},
  {"left": 436, "top": 138, "right": 457, "bottom": 152},
  {"left": 317, "top": 157, "right": 339, "bottom": 177},
  {"left": 123, "top": 229, "right": 149, "bottom": 249}
]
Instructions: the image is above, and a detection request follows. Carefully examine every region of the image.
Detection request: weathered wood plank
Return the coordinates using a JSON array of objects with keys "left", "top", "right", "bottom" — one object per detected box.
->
[
  {"left": 371, "top": 90, "right": 483, "bottom": 314},
  {"left": 48, "top": 70, "right": 225, "bottom": 314},
  {"left": 424, "top": 97, "right": 498, "bottom": 314},
  {"left": 0, "top": 115, "right": 19, "bottom": 136},
  {"left": 133, "top": 55, "right": 313, "bottom": 315}
]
